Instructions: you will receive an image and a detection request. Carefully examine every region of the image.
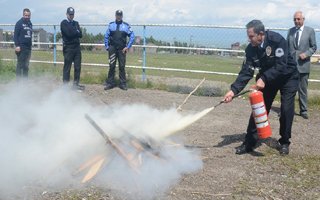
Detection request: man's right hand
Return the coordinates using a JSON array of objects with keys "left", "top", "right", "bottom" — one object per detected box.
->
[
  {"left": 299, "top": 53, "right": 307, "bottom": 60},
  {"left": 223, "top": 90, "right": 235, "bottom": 103},
  {"left": 15, "top": 46, "right": 21, "bottom": 52}
]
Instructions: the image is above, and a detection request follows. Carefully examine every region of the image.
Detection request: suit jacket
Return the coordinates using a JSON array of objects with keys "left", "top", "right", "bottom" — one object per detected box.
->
[{"left": 287, "top": 26, "right": 317, "bottom": 73}]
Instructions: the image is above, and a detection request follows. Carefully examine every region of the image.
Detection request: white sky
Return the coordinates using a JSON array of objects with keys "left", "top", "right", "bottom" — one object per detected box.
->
[{"left": 0, "top": 0, "right": 319, "bottom": 28}]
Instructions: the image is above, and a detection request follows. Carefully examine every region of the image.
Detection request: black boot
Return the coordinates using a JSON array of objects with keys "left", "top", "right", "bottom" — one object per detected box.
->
[
  {"left": 119, "top": 84, "right": 128, "bottom": 91},
  {"left": 104, "top": 83, "right": 115, "bottom": 90},
  {"left": 235, "top": 143, "right": 254, "bottom": 155},
  {"left": 279, "top": 144, "right": 289, "bottom": 155},
  {"left": 73, "top": 83, "right": 85, "bottom": 91}
]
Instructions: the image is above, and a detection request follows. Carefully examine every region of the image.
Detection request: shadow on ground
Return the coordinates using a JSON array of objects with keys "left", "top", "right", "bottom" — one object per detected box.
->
[
  {"left": 213, "top": 132, "right": 246, "bottom": 148},
  {"left": 211, "top": 133, "right": 281, "bottom": 157}
]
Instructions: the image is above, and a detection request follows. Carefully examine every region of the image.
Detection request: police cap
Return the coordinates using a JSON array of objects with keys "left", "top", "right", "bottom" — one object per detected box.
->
[
  {"left": 67, "top": 7, "right": 75, "bottom": 15},
  {"left": 115, "top": 10, "right": 123, "bottom": 16}
]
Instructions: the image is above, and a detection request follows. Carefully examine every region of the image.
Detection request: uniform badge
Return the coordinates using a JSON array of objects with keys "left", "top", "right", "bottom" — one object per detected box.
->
[
  {"left": 266, "top": 46, "right": 272, "bottom": 56},
  {"left": 275, "top": 48, "right": 284, "bottom": 57}
]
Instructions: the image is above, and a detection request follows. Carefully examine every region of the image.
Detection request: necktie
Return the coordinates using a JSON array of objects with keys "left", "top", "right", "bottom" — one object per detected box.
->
[{"left": 295, "top": 28, "right": 300, "bottom": 46}]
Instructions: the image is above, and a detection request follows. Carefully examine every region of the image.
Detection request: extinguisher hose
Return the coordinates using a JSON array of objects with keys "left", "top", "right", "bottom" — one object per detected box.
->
[
  {"left": 232, "top": 89, "right": 253, "bottom": 99},
  {"left": 214, "top": 89, "right": 253, "bottom": 108}
]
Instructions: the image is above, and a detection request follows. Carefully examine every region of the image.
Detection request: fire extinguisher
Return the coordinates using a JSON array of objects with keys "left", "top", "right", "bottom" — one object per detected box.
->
[{"left": 249, "top": 90, "right": 272, "bottom": 139}]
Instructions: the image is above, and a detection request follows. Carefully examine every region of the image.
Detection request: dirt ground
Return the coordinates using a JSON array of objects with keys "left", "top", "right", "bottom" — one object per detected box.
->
[
  {"left": 55, "top": 84, "right": 319, "bottom": 200},
  {"left": 4, "top": 81, "right": 319, "bottom": 200}
]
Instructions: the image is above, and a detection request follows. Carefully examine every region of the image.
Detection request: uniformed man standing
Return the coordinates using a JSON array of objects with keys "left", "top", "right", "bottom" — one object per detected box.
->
[
  {"left": 14, "top": 8, "right": 32, "bottom": 79},
  {"left": 104, "top": 10, "right": 135, "bottom": 90},
  {"left": 223, "top": 20, "right": 299, "bottom": 155},
  {"left": 60, "top": 7, "right": 84, "bottom": 90}
]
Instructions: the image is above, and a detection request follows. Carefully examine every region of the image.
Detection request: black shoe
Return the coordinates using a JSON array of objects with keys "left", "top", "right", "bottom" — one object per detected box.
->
[
  {"left": 301, "top": 113, "right": 308, "bottom": 119},
  {"left": 104, "top": 84, "right": 114, "bottom": 90},
  {"left": 279, "top": 144, "right": 289, "bottom": 155},
  {"left": 72, "top": 84, "right": 85, "bottom": 91},
  {"left": 235, "top": 144, "right": 253, "bottom": 155},
  {"left": 119, "top": 84, "right": 128, "bottom": 91}
]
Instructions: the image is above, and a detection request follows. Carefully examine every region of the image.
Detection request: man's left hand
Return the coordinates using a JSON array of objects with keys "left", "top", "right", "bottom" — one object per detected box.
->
[
  {"left": 251, "top": 78, "right": 265, "bottom": 90},
  {"left": 299, "top": 53, "right": 307, "bottom": 60},
  {"left": 122, "top": 47, "right": 129, "bottom": 54}
]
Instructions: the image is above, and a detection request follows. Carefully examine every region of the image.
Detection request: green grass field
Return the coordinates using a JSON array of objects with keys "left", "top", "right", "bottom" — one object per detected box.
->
[{"left": 1, "top": 48, "right": 320, "bottom": 90}]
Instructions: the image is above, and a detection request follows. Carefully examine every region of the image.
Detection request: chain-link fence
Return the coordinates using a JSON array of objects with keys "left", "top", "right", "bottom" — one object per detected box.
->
[{"left": 1, "top": 23, "right": 320, "bottom": 82}]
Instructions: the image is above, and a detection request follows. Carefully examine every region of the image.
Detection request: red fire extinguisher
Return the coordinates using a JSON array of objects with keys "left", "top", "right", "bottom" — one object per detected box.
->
[{"left": 249, "top": 90, "right": 272, "bottom": 139}]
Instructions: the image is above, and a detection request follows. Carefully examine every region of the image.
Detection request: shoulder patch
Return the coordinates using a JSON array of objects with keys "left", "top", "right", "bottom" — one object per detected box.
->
[{"left": 275, "top": 48, "right": 284, "bottom": 57}]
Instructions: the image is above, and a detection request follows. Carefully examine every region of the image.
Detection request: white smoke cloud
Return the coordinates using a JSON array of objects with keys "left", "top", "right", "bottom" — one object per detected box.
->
[{"left": 0, "top": 81, "right": 203, "bottom": 199}]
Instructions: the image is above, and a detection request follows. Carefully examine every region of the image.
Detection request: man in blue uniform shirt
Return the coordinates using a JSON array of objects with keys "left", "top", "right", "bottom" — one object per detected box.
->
[
  {"left": 104, "top": 10, "right": 135, "bottom": 90},
  {"left": 14, "top": 8, "right": 32, "bottom": 79},
  {"left": 60, "top": 7, "right": 84, "bottom": 90},
  {"left": 223, "top": 20, "right": 299, "bottom": 155}
]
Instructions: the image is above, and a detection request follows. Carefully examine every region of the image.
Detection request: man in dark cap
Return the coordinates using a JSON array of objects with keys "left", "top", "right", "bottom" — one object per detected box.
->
[
  {"left": 104, "top": 10, "right": 135, "bottom": 90},
  {"left": 60, "top": 7, "right": 84, "bottom": 90},
  {"left": 14, "top": 8, "right": 32, "bottom": 80}
]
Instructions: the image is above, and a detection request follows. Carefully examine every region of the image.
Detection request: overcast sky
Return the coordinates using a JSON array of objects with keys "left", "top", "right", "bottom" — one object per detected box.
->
[{"left": 0, "top": 0, "right": 319, "bottom": 28}]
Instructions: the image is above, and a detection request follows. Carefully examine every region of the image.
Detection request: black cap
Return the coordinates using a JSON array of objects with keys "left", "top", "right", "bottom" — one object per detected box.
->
[
  {"left": 67, "top": 7, "right": 75, "bottom": 15},
  {"left": 115, "top": 10, "right": 123, "bottom": 16}
]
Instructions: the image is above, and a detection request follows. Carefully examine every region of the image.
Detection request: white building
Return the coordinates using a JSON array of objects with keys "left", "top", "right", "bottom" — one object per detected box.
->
[{"left": 32, "top": 28, "right": 49, "bottom": 49}]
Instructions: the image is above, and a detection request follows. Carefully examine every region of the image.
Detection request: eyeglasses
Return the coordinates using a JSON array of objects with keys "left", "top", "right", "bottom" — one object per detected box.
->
[{"left": 294, "top": 18, "right": 303, "bottom": 21}]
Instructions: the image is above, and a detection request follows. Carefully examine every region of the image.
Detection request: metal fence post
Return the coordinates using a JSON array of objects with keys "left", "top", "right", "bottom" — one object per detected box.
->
[
  {"left": 53, "top": 25, "right": 57, "bottom": 66},
  {"left": 142, "top": 25, "right": 146, "bottom": 81}
]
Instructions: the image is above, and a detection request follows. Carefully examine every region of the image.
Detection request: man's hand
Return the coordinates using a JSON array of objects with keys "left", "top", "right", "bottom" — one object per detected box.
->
[
  {"left": 299, "top": 53, "right": 307, "bottom": 60},
  {"left": 223, "top": 90, "right": 235, "bottom": 103},
  {"left": 251, "top": 78, "right": 265, "bottom": 90},
  {"left": 122, "top": 47, "right": 129, "bottom": 54},
  {"left": 15, "top": 46, "right": 21, "bottom": 52}
]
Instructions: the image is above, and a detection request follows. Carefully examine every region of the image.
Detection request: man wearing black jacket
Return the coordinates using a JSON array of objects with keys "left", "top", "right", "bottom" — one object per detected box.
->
[
  {"left": 14, "top": 8, "right": 32, "bottom": 79},
  {"left": 60, "top": 7, "right": 84, "bottom": 90},
  {"left": 223, "top": 20, "right": 299, "bottom": 155}
]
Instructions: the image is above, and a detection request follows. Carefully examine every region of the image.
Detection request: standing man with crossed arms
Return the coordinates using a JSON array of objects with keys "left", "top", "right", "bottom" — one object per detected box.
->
[
  {"left": 104, "top": 10, "right": 135, "bottom": 91},
  {"left": 287, "top": 11, "right": 317, "bottom": 119},
  {"left": 60, "top": 7, "right": 84, "bottom": 90}
]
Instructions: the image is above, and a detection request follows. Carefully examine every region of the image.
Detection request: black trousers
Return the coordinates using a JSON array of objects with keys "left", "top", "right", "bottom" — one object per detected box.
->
[
  {"left": 63, "top": 45, "right": 82, "bottom": 84},
  {"left": 245, "top": 74, "right": 299, "bottom": 147},
  {"left": 16, "top": 48, "right": 31, "bottom": 78},
  {"left": 106, "top": 46, "right": 126, "bottom": 86}
]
